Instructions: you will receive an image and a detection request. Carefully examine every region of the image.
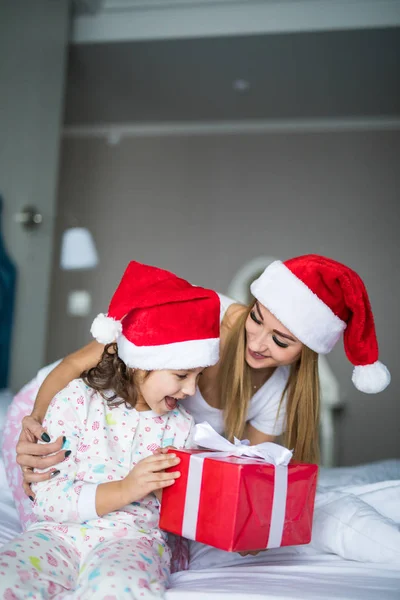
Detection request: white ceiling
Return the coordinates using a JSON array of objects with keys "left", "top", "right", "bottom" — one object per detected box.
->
[
  {"left": 71, "top": 0, "right": 400, "bottom": 43},
  {"left": 64, "top": 26, "right": 400, "bottom": 126}
]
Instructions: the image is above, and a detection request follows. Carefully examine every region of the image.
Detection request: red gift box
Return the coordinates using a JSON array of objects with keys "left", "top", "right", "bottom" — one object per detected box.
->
[{"left": 159, "top": 447, "right": 318, "bottom": 553}]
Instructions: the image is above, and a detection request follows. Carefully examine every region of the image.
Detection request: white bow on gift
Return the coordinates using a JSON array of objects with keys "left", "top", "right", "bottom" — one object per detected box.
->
[
  {"left": 193, "top": 421, "right": 293, "bottom": 466},
  {"left": 182, "top": 422, "right": 293, "bottom": 548}
]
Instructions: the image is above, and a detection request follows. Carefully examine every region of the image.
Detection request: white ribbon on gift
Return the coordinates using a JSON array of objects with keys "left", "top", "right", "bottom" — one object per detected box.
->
[{"left": 181, "top": 422, "right": 293, "bottom": 548}]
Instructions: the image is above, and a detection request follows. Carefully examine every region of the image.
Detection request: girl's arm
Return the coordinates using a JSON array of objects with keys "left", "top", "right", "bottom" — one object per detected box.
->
[
  {"left": 95, "top": 453, "right": 181, "bottom": 516},
  {"left": 16, "top": 341, "right": 104, "bottom": 496},
  {"left": 100, "top": 413, "right": 196, "bottom": 509}
]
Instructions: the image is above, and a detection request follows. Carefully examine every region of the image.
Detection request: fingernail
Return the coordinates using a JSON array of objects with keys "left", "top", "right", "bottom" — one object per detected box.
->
[
  {"left": 62, "top": 436, "right": 66, "bottom": 444},
  {"left": 29, "top": 495, "right": 34, "bottom": 502},
  {"left": 41, "top": 433, "right": 51, "bottom": 443},
  {"left": 50, "top": 470, "right": 60, "bottom": 478},
  {"left": 169, "top": 453, "right": 176, "bottom": 458},
  {"left": 64, "top": 450, "right": 71, "bottom": 458}
]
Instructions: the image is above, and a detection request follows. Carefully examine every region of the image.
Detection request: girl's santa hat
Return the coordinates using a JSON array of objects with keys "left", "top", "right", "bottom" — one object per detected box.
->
[
  {"left": 250, "top": 254, "right": 390, "bottom": 394},
  {"left": 91, "top": 261, "right": 220, "bottom": 370}
]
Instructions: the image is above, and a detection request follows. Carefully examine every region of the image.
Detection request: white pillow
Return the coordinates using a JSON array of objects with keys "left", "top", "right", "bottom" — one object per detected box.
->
[
  {"left": 311, "top": 488, "right": 400, "bottom": 563},
  {"left": 334, "top": 480, "right": 400, "bottom": 524}
]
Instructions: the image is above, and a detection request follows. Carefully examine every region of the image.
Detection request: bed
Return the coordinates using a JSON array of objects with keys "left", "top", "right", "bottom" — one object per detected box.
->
[
  {"left": 1, "top": 222, "right": 399, "bottom": 598},
  {"left": 0, "top": 392, "right": 399, "bottom": 599}
]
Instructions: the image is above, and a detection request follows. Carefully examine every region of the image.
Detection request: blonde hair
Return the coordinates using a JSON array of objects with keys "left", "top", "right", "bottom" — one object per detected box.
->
[
  {"left": 218, "top": 304, "right": 320, "bottom": 463},
  {"left": 281, "top": 346, "right": 320, "bottom": 464},
  {"left": 218, "top": 306, "right": 253, "bottom": 442}
]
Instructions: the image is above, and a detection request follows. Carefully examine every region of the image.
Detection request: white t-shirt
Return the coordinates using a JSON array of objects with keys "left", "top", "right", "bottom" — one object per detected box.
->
[{"left": 183, "top": 365, "right": 289, "bottom": 437}]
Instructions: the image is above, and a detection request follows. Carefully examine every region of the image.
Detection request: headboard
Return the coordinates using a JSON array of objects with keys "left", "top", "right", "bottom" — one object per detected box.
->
[{"left": 0, "top": 196, "right": 17, "bottom": 389}]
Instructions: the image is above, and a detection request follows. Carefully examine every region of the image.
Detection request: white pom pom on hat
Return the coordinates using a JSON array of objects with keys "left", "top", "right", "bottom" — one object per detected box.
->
[
  {"left": 250, "top": 254, "right": 390, "bottom": 394},
  {"left": 352, "top": 361, "right": 391, "bottom": 394},
  {"left": 90, "top": 313, "right": 123, "bottom": 345}
]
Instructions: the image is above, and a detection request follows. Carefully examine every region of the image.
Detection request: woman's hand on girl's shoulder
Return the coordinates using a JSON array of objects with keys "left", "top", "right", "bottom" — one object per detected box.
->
[{"left": 16, "top": 414, "right": 66, "bottom": 498}]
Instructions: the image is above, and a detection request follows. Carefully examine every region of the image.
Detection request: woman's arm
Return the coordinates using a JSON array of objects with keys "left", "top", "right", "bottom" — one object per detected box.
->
[
  {"left": 32, "top": 341, "right": 104, "bottom": 422},
  {"left": 16, "top": 341, "right": 104, "bottom": 496}
]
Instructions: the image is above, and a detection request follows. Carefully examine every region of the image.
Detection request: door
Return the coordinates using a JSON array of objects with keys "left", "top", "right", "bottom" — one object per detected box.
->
[{"left": 0, "top": 0, "right": 70, "bottom": 392}]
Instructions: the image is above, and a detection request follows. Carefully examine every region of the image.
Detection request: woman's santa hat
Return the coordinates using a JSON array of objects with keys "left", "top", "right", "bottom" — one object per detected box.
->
[
  {"left": 91, "top": 261, "right": 220, "bottom": 370},
  {"left": 250, "top": 254, "right": 390, "bottom": 394}
]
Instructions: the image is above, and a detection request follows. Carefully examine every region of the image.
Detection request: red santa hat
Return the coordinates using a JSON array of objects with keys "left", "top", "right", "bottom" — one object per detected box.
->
[
  {"left": 250, "top": 254, "right": 390, "bottom": 394},
  {"left": 90, "top": 261, "right": 220, "bottom": 370}
]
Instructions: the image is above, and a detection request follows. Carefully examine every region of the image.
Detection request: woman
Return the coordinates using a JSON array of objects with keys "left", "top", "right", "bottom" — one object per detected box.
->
[{"left": 8, "top": 254, "right": 390, "bottom": 518}]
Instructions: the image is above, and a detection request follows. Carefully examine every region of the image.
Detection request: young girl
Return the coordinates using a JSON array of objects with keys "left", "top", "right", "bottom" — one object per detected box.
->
[
  {"left": 9, "top": 255, "right": 390, "bottom": 524},
  {"left": 0, "top": 261, "right": 221, "bottom": 599}
]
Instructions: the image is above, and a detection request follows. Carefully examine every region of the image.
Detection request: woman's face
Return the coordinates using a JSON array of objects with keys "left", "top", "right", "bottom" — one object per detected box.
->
[{"left": 245, "top": 301, "right": 303, "bottom": 369}]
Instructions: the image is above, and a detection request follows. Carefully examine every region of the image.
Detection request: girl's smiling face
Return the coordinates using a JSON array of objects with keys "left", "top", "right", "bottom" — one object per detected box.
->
[
  {"left": 135, "top": 368, "right": 204, "bottom": 414},
  {"left": 245, "top": 301, "right": 303, "bottom": 369}
]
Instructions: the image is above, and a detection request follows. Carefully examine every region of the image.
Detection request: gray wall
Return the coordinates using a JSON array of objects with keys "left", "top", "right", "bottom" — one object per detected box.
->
[
  {"left": 0, "top": 0, "right": 69, "bottom": 391},
  {"left": 46, "top": 130, "right": 400, "bottom": 466}
]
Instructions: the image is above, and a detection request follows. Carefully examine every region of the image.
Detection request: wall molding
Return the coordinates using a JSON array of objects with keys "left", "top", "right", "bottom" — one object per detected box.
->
[
  {"left": 63, "top": 116, "right": 400, "bottom": 140},
  {"left": 71, "top": 0, "right": 400, "bottom": 43}
]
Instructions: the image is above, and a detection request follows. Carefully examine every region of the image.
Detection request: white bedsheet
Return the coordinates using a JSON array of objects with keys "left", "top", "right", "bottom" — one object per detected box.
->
[{"left": 167, "top": 550, "right": 400, "bottom": 599}]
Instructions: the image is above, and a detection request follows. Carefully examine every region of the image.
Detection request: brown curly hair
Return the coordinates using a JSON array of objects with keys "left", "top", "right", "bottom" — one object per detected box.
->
[{"left": 81, "top": 343, "right": 150, "bottom": 409}]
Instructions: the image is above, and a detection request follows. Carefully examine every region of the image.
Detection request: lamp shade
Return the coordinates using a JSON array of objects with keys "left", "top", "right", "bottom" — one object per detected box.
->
[{"left": 60, "top": 227, "right": 98, "bottom": 270}]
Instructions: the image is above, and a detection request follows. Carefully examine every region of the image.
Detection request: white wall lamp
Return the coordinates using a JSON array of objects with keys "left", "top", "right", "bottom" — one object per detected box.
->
[{"left": 60, "top": 227, "right": 99, "bottom": 270}]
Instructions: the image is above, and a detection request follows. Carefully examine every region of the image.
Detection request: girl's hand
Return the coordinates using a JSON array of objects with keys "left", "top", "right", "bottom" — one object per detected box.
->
[
  {"left": 16, "top": 414, "right": 66, "bottom": 497},
  {"left": 153, "top": 446, "right": 177, "bottom": 455},
  {"left": 121, "top": 453, "right": 181, "bottom": 504}
]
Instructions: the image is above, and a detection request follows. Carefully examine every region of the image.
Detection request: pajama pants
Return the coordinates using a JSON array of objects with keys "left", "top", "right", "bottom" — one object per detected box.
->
[{"left": 0, "top": 526, "right": 170, "bottom": 599}]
